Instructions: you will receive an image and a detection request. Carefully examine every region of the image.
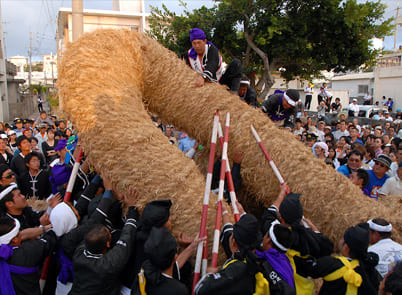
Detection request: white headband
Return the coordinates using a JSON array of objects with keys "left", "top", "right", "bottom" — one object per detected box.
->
[
  {"left": 269, "top": 220, "right": 290, "bottom": 252},
  {"left": 240, "top": 80, "right": 250, "bottom": 86},
  {"left": 0, "top": 183, "right": 18, "bottom": 201},
  {"left": 283, "top": 93, "right": 297, "bottom": 107},
  {"left": 0, "top": 218, "right": 20, "bottom": 245},
  {"left": 367, "top": 219, "right": 392, "bottom": 233}
]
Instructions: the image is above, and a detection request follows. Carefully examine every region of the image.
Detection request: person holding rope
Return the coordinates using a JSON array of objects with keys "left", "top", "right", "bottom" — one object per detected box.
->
[
  {"left": 185, "top": 28, "right": 242, "bottom": 92},
  {"left": 194, "top": 202, "right": 264, "bottom": 295},
  {"left": 261, "top": 89, "right": 300, "bottom": 127}
]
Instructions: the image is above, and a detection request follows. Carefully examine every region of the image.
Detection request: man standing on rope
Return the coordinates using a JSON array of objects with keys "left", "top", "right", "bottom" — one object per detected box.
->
[{"left": 185, "top": 28, "right": 242, "bottom": 93}]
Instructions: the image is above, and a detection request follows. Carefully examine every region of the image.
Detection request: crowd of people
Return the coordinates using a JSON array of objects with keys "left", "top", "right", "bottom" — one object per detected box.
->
[{"left": 0, "top": 27, "right": 401, "bottom": 295}]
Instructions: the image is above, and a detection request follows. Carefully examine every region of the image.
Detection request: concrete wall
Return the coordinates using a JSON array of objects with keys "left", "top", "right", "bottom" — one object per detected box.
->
[
  {"left": 374, "top": 65, "right": 402, "bottom": 111},
  {"left": 331, "top": 79, "right": 374, "bottom": 99}
]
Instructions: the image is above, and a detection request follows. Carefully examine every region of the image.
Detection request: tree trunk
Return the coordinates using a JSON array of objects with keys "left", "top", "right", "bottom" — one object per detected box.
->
[{"left": 243, "top": 27, "right": 275, "bottom": 100}]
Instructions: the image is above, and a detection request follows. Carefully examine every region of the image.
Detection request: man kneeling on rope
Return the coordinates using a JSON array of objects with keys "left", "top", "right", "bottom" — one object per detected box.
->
[
  {"left": 194, "top": 203, "right": 265, "bottom": 295},
  {"left": 185, "top": 28, "right": 242, "bottom": 92}
]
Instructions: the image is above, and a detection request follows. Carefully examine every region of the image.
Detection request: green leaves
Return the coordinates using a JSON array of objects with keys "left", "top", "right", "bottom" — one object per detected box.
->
[{"left": 147, "top": 0, "right": 392, "bottom": 91}]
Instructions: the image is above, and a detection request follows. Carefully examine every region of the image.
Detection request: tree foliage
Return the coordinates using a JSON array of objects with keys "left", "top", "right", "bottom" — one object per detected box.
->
[{"left": 147, "top": 0, "right": 392, "bottom": 98}]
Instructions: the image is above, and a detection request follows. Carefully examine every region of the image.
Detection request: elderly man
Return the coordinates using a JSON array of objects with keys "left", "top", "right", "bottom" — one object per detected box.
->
[
  {"left": 337, "top": 150, "right": 364, "bottom": 178},
  {"left": 185, "top": 28, "right": 242, "bottom": 92},
  {"left": 367, "top": 218, "right": 402, "bottom": 278},
  {"left": 365, "top": 154, "right": 391, "bottom": 200}
]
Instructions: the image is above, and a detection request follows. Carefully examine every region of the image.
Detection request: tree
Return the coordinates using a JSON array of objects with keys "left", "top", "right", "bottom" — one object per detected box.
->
[{"left": 147, "top": 0, "right": 392, "bottom": 99}]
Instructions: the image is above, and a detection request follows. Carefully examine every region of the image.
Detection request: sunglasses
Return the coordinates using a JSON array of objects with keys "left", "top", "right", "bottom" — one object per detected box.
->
[
  {"left": 2, "top": 174, "right": 14, "bottom": 179},
  {"left": 374, "top": 162, "right": 386, "bottom": 168}
]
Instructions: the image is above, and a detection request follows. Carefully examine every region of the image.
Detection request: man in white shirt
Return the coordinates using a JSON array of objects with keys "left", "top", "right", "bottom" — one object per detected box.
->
[
  {"left": 379, "top": 161, "right": 402, "bottom": 196},
  {"left": 348, "top": 99, "right": 359, "bottom": 117},
  {"left": 363, "top": 92, "right": 372, "bottom": 105},
  {"left": 367, "top": 218, "right": 402, "bottom": 278},
  {"left": 304, "top": 83, "right": 314, "bottom": 110}
]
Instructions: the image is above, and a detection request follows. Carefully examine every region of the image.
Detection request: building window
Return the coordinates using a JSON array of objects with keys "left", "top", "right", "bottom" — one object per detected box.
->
[
  {"left": 358, "top": 85, "right": 368, "bottom": 94},
  {"left": 130, "top": 26, "right": 139, "bottom": 31}
]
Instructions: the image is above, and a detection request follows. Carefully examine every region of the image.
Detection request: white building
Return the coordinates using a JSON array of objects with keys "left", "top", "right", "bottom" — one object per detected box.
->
[
  {"left": 43, "top": 53, "right": 57, "bottom": 86},
  {"left": 331, "top": 72, "right": 374, "bottom": 102},
  {"left": 0, "top": 1, "right": 9, "bottom": 121},
  {"left": 9, "top": 55, "right": 28, "bottom": 73},
  {"left": 57, "top": 0, "right": 149, "bottom": 60}
]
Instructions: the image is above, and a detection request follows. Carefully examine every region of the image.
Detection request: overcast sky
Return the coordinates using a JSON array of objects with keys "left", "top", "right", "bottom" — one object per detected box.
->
[{"left": 1, "top": 0, "right": 400, "bottom": 61}]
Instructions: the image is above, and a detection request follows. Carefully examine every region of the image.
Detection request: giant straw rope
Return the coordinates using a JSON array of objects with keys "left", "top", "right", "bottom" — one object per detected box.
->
[{"left": 58, "top": 29, "right": 401, "bottom": 246}]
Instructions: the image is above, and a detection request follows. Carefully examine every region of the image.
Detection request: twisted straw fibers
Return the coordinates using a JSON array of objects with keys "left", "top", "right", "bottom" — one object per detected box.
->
[{"left": 58, "top": 29, "right": 401, "bottom": 246}]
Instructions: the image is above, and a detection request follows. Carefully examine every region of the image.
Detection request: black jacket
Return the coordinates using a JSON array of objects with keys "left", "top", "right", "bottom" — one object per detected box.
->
[
  {"left": 0, "top": 151, "right": 13, "bottom": 166},
  {"left": 18, "top": 170, "right": 52, "bottom": 200},
  {"left": 68, "top": 220, "right": 137, "bottom": 295},
  {"left": 8, "top": 231, "right": 57, "bottom": 295},
  {"left": 261, "top": 93, "right": 296, "bottom": 126},
  {"left": 5, "top": 207, "right": 44, "bottom": 230}
]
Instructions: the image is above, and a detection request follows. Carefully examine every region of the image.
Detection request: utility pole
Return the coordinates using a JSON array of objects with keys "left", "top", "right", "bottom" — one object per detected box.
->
[
  {"left": 72, "top": 0, "right": 84, "bottom": 42},
  {"left": 395, "top": 0, "right": 401, "bottom": 52},
  {"left": 28, "top": 31, "right": 32, "bottom": 91}
]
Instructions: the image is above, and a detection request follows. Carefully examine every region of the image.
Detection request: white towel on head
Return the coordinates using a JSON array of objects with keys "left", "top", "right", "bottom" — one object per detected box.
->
[{"left": 50, "top": 202, "right": 78, "bottom": 237}]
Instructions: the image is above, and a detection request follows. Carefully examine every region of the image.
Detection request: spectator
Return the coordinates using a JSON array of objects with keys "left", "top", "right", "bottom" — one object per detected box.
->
[
  {"left": 365, "top": 154, "right": 391, "bottom": 200},
  {"left": 0, "top": 134, "right": 13, "bottom": 167},
  {"left": 374, "top": 137, "right": 384, "bottom": 157},
  {"left": 7, "top": 131, "right": 17, "bottom": 153},
  {"left": 317, "top": 101, "right": 329, "bottom": 124},
  {"left": 10, "top": 136, "right": 33, "bottom": 178},
  {"left": 314, "top": 142, "right": 328, "bottom": 161},
  {"left": 349, "top": 168, "right": 370, "bottom": 196},
  {"left": 363, "top": 92, "right": 372, "bottom": 105},
  {"left": 337, "top": 150, "right": 363, "bottom": 178},
  {"left": 42, "top": 128, "right": 58, "bottom": 165},
  {"left": 34, "top": 123, "right": 48, "bottom": 152},
  {"left": 33, "top": 111, "right": 55, "bottom": 129},
  {"left": 0, "top": 164, "right": 16, "bottom": 188},
  {"left": 304, "top": 83, "right": 313, "bottom": 110},
  {"left": 13, "top": 118, "right": 24, "bottom": 137},
  {"left": 349, "top": 126, "right": 364, "bottom": 145},
  {"left": 378, "top": 162, "right": 402, "bottom": 196},
  {"left": 330, "top": 97, "right": 342, "bottom": 113},
  {"left": 326, "top": 147, "right": 340, "bottom": 169},
  {"left": 386, "top": 98, "right": 394, "bottom": 112},
  {"left": 18, "top": 152, "right": 51, "bottom": 200},
  {"left": 333, "top": 120, "right": 350, "bottom": 141},
  {"left": 348, "top": 99, "right": 359, "bottom": 117}
]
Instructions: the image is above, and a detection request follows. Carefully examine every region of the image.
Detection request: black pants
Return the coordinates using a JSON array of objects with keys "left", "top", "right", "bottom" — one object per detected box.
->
[
  {"left": 305, "top": 95, "right": 312, "bottom": 109},
  {"left": 219, "top": 58, "right": 242, "bottom": 93},
  {"left": 38, "top": 103, "right": 43, "bottom": 112}
]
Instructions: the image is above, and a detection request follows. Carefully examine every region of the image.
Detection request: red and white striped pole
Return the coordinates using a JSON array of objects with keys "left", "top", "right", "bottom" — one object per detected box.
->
[
  {"left": 250, "top": 125, "right": 290, "bottom": 194},
  {"left": 64, "top": 147, "right": 84, "bottom": 202},
  {"left": 192, "top": 112, "right": 219, "bottom": 293},
  {"left": 201, "top": 229, "right": 208, "bottom": 277},
  {"left": 211, "top": 112, "right": 230, "bottom": 268},
  {"left": 217, "top": 120, "right": 240, "bottom": 222}
]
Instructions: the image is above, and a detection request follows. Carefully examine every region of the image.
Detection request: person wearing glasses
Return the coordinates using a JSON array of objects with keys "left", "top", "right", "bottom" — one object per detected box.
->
[
  {"left": 0, "top": 164, "right": 16, "bottom": 188},
  {"left": 337, "top": 150, "right": 364, "bottom": 178},
  {"left": 364, "top": 154, "right": 391, "bottom": 200}
]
